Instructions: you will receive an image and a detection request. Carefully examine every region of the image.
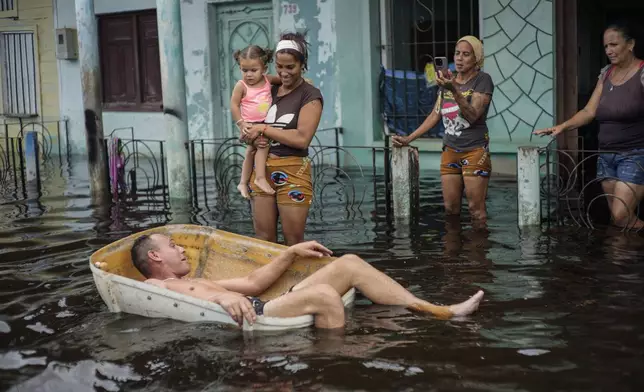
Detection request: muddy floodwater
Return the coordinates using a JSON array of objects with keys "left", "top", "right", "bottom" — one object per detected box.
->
[{"left": 1, "top": 160, "right": 644, "bottom": 391}]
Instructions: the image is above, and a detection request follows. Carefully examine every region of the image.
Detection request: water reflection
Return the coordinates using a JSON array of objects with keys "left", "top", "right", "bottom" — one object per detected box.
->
[{"left": 1, "top": 159, "right": 644, "bottom": 390}]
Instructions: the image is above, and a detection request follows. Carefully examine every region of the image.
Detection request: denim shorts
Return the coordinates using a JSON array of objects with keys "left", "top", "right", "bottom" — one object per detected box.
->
[{"left": 596, "top": 149, "right": 644, "bottom": 185}]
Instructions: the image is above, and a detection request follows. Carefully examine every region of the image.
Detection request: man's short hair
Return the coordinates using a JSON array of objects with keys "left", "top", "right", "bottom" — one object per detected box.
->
[{"left": 130, "top": 234, "right": 157, "bottom": 278}]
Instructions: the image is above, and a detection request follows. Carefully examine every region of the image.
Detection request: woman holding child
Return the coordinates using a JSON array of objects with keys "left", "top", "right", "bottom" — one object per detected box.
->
[{"left": 236, "top": 32, "right": 323, "bottom": 245}]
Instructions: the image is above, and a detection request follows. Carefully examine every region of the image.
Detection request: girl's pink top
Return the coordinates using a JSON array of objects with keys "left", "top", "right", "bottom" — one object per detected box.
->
[{"left": 240, "top": 76, "right": 272, "bottom": 123}]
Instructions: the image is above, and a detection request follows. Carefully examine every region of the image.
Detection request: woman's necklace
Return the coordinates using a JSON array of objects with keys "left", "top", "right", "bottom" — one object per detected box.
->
[
  {"left": 278, "top": 77, "right": 304, "bottom": 96},
  {"left": 610, "top": 59, "right": 636, "bottom": 91}
]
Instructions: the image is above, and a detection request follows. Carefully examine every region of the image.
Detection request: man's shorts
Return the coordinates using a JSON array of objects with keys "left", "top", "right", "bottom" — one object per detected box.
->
[
  {"left": 247, "top": 286, "right": 297, "bottom": 317},
  {"left": 440, "top": 145, "right": 492, "bottom": 177},
  {"left": 247, "top": 296, "right": 266, "bottom": 316},
  {"left": 597, "top": 149, "right": 644, "bottom": 185},
  {"left": 249, "top": 156, "right": 313, "bottom": 206}
]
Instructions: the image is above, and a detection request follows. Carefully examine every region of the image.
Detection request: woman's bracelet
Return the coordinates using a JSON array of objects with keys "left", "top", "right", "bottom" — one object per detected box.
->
[{"left": 235, "top": 119, "right": 244, "bottom": 125}]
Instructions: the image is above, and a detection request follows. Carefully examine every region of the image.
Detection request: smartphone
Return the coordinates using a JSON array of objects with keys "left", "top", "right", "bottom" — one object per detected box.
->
[{"left": 433, "top": 56, "right": 450, "bottom": 77}]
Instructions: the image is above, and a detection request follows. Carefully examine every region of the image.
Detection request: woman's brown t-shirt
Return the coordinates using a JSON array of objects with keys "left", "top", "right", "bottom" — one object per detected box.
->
[{"left": 265, "top": 81, "right": 324, "bottom": 157}]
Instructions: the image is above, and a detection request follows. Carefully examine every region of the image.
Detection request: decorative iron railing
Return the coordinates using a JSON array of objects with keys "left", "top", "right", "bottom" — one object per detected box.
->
[
  {"left": 540, "top": 140, "right": 644, "bottom": 231},
  {"left": 188, "top": 128, "right": 418, "bottom": 221},
  {"left": 104, "top": 128, "right": 168, "bottom": 211},
  {"left": 0, "top": 117, "right": 69, "bottom": 198}
]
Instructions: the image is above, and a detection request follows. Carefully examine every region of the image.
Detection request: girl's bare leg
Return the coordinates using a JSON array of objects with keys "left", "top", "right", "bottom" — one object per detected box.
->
[
  {"left": 253, "top": 146, "right": 275, "bottom": 195},
  {"left": 238, "top": 146, "right": 257, "bottom": 199}
]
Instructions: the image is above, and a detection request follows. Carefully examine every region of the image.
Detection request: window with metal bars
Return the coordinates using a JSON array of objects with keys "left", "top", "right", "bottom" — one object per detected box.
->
[
  {"left": 381, "top": 0, "right": 479, "bottom": 138},
  {"left": 0, "top": 31, "right": 38, "bottom": 117},
  {"left": 0, "top": 1, "right": 17, "bottom": 19}
]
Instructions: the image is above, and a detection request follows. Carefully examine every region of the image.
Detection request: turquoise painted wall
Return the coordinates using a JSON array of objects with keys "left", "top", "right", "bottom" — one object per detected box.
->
[
  {"left": 482, "top": 0, "right": 555, "bottom": 152},
  {"left": 276, "top": 0, "right": 339, "bottom": 147},
  {"left": 334, "top": 0, "right": 381, "bottom": 147},
  {"left": 275, "top": 0, "right": 381, "bottom": 150}
]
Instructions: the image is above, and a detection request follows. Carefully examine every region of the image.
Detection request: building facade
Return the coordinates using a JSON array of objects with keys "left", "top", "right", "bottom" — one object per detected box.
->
[
  {"left": 0, "top": 0, "right": 60, "bottom": 131},
  {"left": 6, "top": 0, "right": 635, "bottom": 175}
]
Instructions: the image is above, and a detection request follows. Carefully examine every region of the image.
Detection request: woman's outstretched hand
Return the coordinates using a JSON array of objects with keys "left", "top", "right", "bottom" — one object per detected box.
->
[
  {"left": 533, "top": 124, "right": 565, "bottom": 137},
  {"left": 391, "top": 135, "right": 411, "bottom": 147}
]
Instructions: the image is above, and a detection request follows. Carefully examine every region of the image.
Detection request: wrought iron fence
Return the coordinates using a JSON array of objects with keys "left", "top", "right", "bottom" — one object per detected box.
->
[
  {"left": 188, "top": 128, "right": 418, "bottom": 221},
  {"left": 0, "top": 117, "right": 69, "bottom": 198},
  {"left": 540, "top": 140, "right": 644, "bottom": 231},
  {"left": 104, "top": 129, "right": 168, "bottom": 211},
  {"left": 0, "top": 135, "right": 25, "bottom": 196},
  {"left": 1, "top": 117, "right": 69, "bottom": 162}
]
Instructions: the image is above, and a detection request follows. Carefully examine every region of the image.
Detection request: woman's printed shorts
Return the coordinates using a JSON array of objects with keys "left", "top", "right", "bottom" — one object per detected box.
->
[
  {"left": 249, "top": 156, "right": 313, "bottom": 206},
  {"left": 440, "top": 145, "right": 492, "bottom": 177}
]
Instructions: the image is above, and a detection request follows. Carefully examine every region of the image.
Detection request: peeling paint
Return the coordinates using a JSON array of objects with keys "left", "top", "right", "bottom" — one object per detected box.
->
[
  {"left": 187, "top": 92, "right": 210, "bottom": 139},
  {"left": 315, "top": 0, "right": 335, "bottom": 64},
  {"left": 184, "top": 45, "right": 211, "bottom": 140},
  {"left": 278, "top": 0, "right": 338, "bottom": 130},
  {"left": 334, "top": 84, "right": 342, "bottom": 128}
]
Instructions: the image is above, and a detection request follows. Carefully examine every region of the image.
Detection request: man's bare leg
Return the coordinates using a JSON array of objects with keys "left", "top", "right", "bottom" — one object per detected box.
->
[
  {"left": 263, "top": 284, "right": 345, "bottom": 328},
  {"left": 291, "top": 254, "right": 484, "bottom": 319}
]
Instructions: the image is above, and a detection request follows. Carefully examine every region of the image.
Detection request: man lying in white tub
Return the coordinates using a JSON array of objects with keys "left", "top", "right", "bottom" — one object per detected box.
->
[{"left": 131, "top": 234, "right": 484, "bottom": 328}]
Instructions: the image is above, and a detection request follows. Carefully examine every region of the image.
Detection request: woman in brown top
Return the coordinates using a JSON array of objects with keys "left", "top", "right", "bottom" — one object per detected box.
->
[
  {"left": 393, "top": 36, "right": 494, "bottom": 223},
  {"left": 536, "top": 23, "right": 644, "bottom": 229},
  {"left": 242, "top": 32, "right": 323, "bottom": 245}
]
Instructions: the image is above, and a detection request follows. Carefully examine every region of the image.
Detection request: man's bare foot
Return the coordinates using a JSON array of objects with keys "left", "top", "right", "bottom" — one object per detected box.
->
[
  {"left": 237, "top": 183, "right": 250, "bottom": 199},
  {"left": 254, "top": 177, "right": 275, "bottom": 195},
  {"left": 408, "top": 290, "right": 484, "bottom": 319},
  {"left": 447, "top": 290, "right": 484, "bottom": 317}
]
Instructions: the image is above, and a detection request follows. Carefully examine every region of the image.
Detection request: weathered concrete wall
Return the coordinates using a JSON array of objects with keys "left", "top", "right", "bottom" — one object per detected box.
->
[{"left": 55, "top": 0, "right": 211, "bottom": 154}]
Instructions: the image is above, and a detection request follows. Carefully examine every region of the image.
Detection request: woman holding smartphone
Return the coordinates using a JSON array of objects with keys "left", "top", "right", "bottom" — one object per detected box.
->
[{"left": 393, "top": 35, "right": 494, "bottom": 223}]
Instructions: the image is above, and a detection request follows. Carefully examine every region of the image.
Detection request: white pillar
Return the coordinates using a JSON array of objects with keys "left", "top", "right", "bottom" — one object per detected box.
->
[
  {"left": 517, "top": 146, "right": 541, "bottom": 227},
  {"left": 157, "top": 0, "right": 192, "bottom": 202},
  {"left": 392, "top": 146, "right": 412, "bottom": 218},
  {"left": 75, "top": 0, "right": 109, "bottom": 203}
]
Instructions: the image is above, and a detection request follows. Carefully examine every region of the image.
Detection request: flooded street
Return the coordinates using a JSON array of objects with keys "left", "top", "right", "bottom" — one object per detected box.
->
[{"left": 1, "top": 160, "right": 644, "bottom": 391}]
